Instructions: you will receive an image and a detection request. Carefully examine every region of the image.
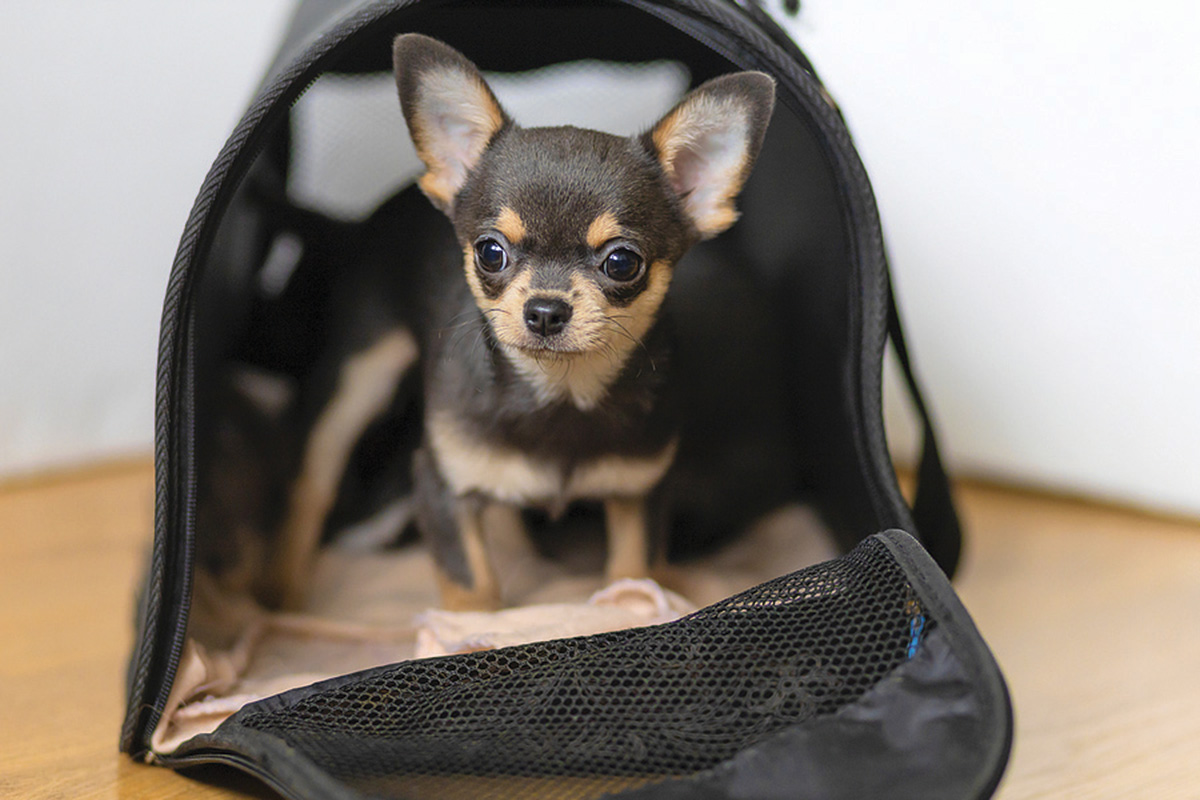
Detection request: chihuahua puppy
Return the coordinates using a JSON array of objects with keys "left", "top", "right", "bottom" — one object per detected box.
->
[
  {"left": 264, "top": 34, "right": 775, "bottom": 611},
  {"left": 393, "top": 34, "right": 775, "bottom": 610}
]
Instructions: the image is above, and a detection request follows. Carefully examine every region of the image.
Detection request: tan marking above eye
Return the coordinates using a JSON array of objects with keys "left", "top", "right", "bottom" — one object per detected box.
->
[
  {"left": 494, "top": 207, "right": 526, "bottom": 244},
  {"left": 586, "top": 211, "right": 624, "bottom": 250}
]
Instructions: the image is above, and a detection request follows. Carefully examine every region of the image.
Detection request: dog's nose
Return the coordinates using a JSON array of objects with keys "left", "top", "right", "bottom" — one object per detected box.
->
[{"left": 523, "top": 297, "right": 573, "bottom": 337}]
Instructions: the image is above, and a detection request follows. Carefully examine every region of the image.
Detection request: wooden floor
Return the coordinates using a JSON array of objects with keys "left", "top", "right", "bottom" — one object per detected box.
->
[{"left": 2, "top": 459, "right": 1198, "bottom": 799}]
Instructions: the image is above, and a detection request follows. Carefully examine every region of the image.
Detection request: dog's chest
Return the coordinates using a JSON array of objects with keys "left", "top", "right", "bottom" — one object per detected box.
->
[{"left": 428, "top": 409, "right": 677, "bottom": 506}]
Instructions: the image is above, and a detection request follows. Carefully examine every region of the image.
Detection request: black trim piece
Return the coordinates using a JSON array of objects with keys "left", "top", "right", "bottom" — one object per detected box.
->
[
  {"left": 876, "top": 530, "right": 1014, "bottom": 798},
  {"left": 886, "top": 286, "right": 964, "bottom": 574}
]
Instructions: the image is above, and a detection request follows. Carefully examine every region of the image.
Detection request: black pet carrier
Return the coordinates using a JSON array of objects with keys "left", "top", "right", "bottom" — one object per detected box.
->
[{"left": 122, "top": 1, "right": 1012, "bottom": 798}]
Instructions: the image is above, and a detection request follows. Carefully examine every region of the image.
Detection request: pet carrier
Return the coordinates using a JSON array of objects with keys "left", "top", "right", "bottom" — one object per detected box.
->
[{"left": 121, "top": 1, "right": 1012, "bottom": 798}]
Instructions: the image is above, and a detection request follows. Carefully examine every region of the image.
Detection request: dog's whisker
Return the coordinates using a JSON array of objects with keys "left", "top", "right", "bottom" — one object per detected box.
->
[
  {"left": 446, "top": 320, "right": 481, "bottom": 350},
  {"left": 602, "top": 316, "right": 646, "bottom": 353},
  {"left": 441, "top": 307, "right": 512, "bottom": 352}
]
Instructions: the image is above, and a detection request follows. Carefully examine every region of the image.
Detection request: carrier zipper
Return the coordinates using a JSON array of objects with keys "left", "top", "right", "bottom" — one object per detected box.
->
[{"left": 145, "top": 318, "right": 201, "bottom": 748}]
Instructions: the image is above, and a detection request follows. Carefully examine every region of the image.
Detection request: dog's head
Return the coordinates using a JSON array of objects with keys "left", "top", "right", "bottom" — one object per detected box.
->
[{"left": 394, "top": 35, "right": 774, "bottom": 405}]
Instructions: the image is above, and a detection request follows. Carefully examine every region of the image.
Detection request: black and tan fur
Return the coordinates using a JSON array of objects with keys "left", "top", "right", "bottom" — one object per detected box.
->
[{"left": 268, "top": 34, "right": 775, "bottom": 610}]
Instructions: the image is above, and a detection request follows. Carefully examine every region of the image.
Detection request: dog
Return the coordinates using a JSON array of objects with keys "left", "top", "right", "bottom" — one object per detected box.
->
[{"left": 265, "top": 34, "right": 775, "bottom": 611}]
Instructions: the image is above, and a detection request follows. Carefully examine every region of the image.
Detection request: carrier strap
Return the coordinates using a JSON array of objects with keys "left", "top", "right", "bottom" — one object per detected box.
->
[{"left": 886, "top": 286, "right": 963, "bottom": 576}]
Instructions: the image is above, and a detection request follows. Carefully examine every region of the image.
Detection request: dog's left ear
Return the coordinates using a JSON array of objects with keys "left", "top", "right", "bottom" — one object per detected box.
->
[
  {"left": 643, "top": 72, "right": 775, "bottom": 239},
  {"left": 393, "top": 34, "right": 511, "bottom": 214}
]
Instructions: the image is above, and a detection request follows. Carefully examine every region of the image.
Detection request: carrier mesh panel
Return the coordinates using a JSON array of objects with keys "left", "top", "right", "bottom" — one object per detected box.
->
[
  {"left": 288, "top": 61, "right": 689, "bottom": 221},
  {"left": 238, "top": 537, "right": 929, "bottom": 799}
]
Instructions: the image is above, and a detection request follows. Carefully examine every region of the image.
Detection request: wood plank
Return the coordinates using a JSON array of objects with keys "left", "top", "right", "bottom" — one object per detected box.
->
[
  {"left": 0, "top": 460, "right": 266, "bottom": 799},
  {"left": 1, "top": 460, "right": 1196, "bottom": 798},
  {"left": 954, "top": 481, "right": 1200, "bottom": 799}
]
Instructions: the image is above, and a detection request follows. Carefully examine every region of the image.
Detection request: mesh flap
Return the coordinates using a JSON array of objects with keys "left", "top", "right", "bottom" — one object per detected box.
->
[{"left": 169, "top": 532, "right": 1010, "bottom": 799}]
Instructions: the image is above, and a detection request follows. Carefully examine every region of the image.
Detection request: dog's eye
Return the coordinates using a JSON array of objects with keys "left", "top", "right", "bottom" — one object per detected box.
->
[
  {"left": 475, "top": 238, "right": 508, "bottom": 273},
  {"left": 601, "top": 248, "right": 643, "bottom": 282}
]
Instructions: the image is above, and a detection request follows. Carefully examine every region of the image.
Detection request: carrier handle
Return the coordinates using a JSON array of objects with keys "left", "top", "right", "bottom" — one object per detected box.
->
[{"left": 886, "top": 285, "right": 963, "bottom": 575}]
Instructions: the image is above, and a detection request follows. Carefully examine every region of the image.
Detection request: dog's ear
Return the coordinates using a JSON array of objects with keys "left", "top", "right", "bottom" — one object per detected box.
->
[
  {"left": 393, "top": 34, "right": 511, "bottom": 214},
  {"left": 643, "top": 72, "right": 775, "bottom": 239}
]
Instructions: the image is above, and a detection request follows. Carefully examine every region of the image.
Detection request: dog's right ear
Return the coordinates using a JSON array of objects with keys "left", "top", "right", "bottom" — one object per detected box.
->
[{"left": 393, "top": 34, "right": 510, "bottom": 214}]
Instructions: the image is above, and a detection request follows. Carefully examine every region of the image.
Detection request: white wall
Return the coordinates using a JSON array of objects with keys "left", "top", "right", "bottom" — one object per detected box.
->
[
  {"left": 1, "top": 2, "right": 1197, "bottom": 518},
  {"left": 0, "top": 1, "right": 293, "bottom": 476},
  {"left": 781, "top": 2, "right": 1200, "bottom": 517}
]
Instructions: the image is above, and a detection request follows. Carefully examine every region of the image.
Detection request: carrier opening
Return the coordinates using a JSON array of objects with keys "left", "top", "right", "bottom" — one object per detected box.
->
[{"left": 155, "top": 0, "right": 887, "bottom": 762}]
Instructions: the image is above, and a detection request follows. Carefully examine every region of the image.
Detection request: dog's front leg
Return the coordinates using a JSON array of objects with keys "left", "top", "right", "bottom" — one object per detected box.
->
[
  {"left": 413, "top": 446, "right": 501, "bottom": 610},
  {"left": 604, "top": 497, "right": 654, "bottom": 583}
]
